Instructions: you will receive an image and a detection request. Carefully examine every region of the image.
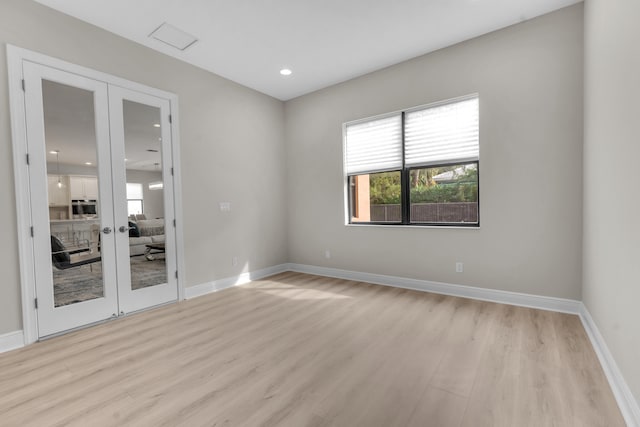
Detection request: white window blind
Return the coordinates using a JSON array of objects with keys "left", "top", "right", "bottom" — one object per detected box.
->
[
  {"left": 345, "top": 114, "right": 402, "bottom": 175},
  {"left": 126, "top": 183, "right": 143, "bottom": 200},
  {"left": 404, "top": 96, "right": 479, "bottom": 167}
]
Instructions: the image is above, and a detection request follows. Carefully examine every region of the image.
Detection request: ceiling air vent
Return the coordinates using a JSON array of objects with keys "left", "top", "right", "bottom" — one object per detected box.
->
[{"left": 149, "top": 22, "right": 198, "bottom": 51}]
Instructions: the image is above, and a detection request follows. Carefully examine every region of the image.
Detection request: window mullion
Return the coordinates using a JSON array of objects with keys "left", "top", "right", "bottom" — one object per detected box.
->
[
  {"left": 401, "top": 112, "right": 409, "bottom": 224},
  {"left": 401, "top": 170, "right": 409, "bottom": 224}
]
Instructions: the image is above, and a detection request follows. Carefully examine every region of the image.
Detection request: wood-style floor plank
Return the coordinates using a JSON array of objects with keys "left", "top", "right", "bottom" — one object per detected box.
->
[{"left": 0, "top": 272, "right": 624, "bottom": 426}]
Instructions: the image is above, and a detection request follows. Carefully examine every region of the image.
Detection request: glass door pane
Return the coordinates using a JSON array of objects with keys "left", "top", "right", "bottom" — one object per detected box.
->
[
  {"left": 42, "top": 80, "right": 106, "bottom": 307},
  {"left": 122, "top": 100, "right": 168, "bottom": 290}
]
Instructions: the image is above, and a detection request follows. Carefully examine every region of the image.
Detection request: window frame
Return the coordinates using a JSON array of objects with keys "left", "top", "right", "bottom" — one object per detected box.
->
[
  {"left": 405, "top": 160, "right": 480, "bottom": 226},
  {"left": 344, "top": 95, "right": 480, "bottom": 228},
  {"left": 127, "top": 199, "right": 144, "bottom": 216},
  {"left": 126, "top": 182, "right": 144, "bottom": 216},
  {"left": 348, "top": 170, "right": 404, "bottom": 225}
]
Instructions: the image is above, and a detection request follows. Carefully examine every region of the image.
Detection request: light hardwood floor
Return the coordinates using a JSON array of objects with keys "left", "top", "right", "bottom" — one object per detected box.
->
[{"left": 0, "top": 272, "right": 625, "bottom": 426}]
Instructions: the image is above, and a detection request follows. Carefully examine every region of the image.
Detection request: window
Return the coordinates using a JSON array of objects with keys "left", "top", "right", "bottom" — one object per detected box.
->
[
  {"left": 345, "top": 95, "right": 479, "bottom": 226},
  {"left": 126, "top": 183, "right": 144, "bottom": 216}
]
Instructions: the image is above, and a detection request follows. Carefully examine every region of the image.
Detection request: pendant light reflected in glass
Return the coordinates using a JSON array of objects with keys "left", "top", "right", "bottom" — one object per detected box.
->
[{"left": 55, "top": 150, "right": 62, "bottom": 188}]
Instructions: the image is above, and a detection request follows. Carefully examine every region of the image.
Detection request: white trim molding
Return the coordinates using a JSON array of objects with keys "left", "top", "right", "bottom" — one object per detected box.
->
[
  {"left": 0, "top": 331, "right": 25, "bottom": 353},
  {"left": 7, "top": 45, "right": 38, "bottom": 346},
  {"left": 185, "top": 264, "right": 289, "bottom": 299},
  {"left": 286, "top": 263, "right": 582, "bottom": 314},
  {"left": 579, "top": 304, "right": 640, "bottom": 427}
]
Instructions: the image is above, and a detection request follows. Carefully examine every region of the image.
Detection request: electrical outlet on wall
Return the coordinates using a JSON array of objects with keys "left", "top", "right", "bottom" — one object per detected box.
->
[
  {"left": 325, "top": 250, "right": 331, "bottom": 259},
  {"left": 456, "top": 262, "right": 463, "bottom": 273},
  {"left": 219, "top": 202, "right": 231, "bottom": 212}
]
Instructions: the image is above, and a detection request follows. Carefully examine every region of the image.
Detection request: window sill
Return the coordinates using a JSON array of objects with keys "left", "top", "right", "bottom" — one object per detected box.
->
[{"left": 345, "top": 223, "right": 480, "bottom": 230}]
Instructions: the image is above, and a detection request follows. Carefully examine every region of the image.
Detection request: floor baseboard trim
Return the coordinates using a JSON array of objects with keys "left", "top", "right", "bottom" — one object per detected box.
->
[
  {"left": 579, "top": 304, "right": 640, "bottom": 427},
  {"left": 286, "top": 263, "right": 582, "bottom": 314},
  {"left": 185, "top": 263, "right": 289, "bottom": 299},
  {"left": 0, "top": 330, "right": 24, "bottom": 354}
]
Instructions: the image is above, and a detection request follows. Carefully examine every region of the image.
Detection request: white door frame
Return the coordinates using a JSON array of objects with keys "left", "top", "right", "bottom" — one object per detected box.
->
[{"left": 7, "top": 45, "right": 187, "bottom": 345}]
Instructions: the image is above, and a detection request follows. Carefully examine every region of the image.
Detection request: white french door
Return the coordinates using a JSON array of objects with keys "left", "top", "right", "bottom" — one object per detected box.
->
[
  {"left": 108, "top": 86, "right": 178, "bottom": 313},
  {"left": 23, "top": 61, "right": 178, "bottom": 338}
]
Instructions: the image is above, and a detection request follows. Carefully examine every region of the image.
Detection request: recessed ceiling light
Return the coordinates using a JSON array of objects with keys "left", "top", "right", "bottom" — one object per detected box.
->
[
  {"left": 280, "top": 68, "right": 292, "bottom": 76},
  {"left": 153, "top": 123, "right": 161, "bottom": 128},
  {"left": 85, "top": 162, "right": 92, "bottom": 165},
  {"left": 124, "top": 158, "right": 128, "bottom": 161},
  {"left": 49, "top": 150, "right": 59, "bottom": 154}
]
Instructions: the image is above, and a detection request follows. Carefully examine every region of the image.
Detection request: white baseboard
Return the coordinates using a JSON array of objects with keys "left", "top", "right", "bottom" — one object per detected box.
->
[
  {"left": 0, "top": 330, "right": 24, "bottom": 353},
  {"left": 286, "top": 263, "right": 582, "bottom": 314},
  {"left": 184, "top": 263, "right": 289, "bottom": 299},
  {"left": 579, "top": 304, "right": 640, "bottom": 427}
]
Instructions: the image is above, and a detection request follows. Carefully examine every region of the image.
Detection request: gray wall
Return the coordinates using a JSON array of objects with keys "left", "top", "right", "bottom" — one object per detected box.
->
[
  {"left": 284, "top": 5, "right": 584, "bottom": 299},
  {"left": 583, "top": 0, "right": 640, "bottom": 407},
  {"left": 0, "top": 0, "right": 288, "bottom": 334}
]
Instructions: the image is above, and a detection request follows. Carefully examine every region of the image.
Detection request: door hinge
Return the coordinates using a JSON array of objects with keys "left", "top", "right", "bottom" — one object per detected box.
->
[
  {"left": 34, "top": 298, "right": 38, "bottom": 309},
  {"left": 175, "top": 270, "right": 178, "bottom": 279},
  {"left": 171, "top": 167, "right": 174, "bottom": 176},
  {"left": 26, "top": 154, "right": 30, "bottom": 165},
  {"left": 168, "top": 114, "right": 172, "bottom": 124},
  {"left": 21, "top": 79, "right": 25, "bottom": 92},
  {"left": 173, "top": 219, "right": 176, "bottom": 227},
  {"left": 30, "top": 226, "right": 34, "bottom": 237}
]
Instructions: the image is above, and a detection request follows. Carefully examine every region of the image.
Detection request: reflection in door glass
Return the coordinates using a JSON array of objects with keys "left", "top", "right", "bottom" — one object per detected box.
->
[
  {"left": 123, "top": 100, "right": 168, "bottom": 290},
  {"left": 42, "top": 80, "right": 105, "bottom": 307}
]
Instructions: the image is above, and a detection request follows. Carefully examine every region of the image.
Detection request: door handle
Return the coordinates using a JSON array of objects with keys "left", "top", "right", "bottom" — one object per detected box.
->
[
  {"left": 119, "top": 225, "right": 130, "bottom": 233},
  {"left": 102, "top": 227, "right": 112, "bottom": 234}
]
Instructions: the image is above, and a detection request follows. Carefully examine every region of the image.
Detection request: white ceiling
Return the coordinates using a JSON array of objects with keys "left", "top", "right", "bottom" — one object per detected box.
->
[{"left": 34, "top": 0, "right": 581, "bottom": 101}]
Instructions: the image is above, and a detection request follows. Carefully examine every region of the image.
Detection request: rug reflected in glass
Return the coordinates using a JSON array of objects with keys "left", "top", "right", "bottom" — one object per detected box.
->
[{"left": 53, "top": 254, "right": 167, "bottom": 307}]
